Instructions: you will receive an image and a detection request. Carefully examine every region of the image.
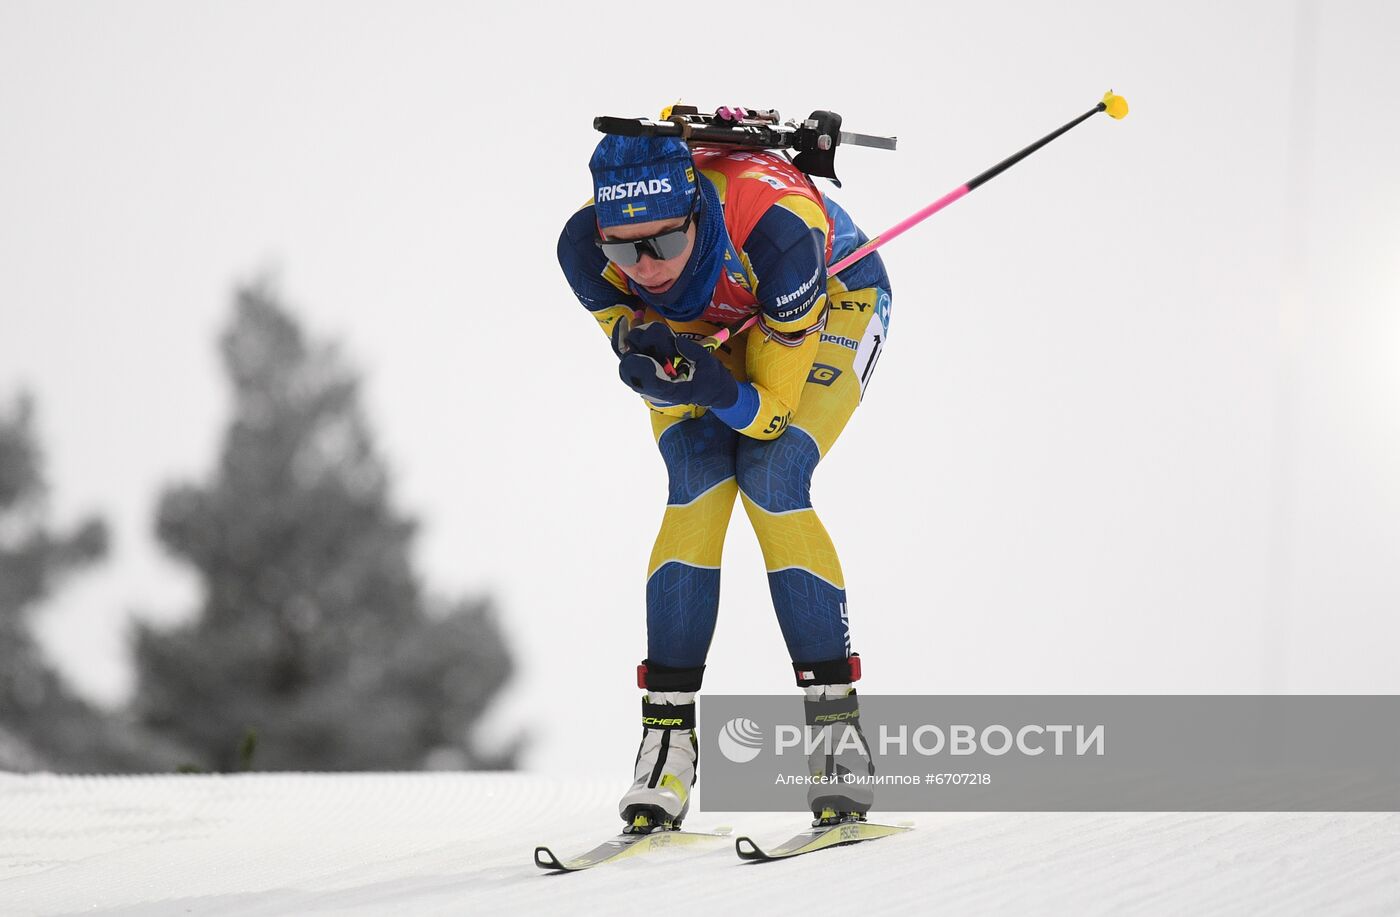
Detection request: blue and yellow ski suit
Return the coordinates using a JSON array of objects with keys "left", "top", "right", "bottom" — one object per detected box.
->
[{"left": 558, "top": 148, "right": 891, "bottom": 674}]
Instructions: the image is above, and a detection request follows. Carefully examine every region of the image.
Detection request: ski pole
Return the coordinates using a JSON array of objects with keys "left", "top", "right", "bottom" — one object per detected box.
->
[{"left": 697, "top": 90, "right": 1130, "bottom": 353}]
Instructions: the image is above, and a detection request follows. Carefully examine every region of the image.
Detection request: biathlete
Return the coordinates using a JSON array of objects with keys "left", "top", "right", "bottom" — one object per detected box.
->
[{"left": 557, "top": 130, "right": 892, "bottom": 831}]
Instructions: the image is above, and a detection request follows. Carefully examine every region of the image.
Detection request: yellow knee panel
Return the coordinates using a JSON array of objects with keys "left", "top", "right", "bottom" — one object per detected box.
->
[{"left": 647, "top": 479, "right": 739, "bottom": 577}]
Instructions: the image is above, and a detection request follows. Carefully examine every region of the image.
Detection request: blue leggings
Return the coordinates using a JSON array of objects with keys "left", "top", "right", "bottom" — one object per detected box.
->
[{"left": 643, "top": 286, "right": 889, "bottom": 668}]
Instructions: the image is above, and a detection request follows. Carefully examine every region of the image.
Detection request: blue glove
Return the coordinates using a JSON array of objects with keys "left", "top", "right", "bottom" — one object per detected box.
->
[
  {"left": 618, "top": 321, "right": 679, "bottom": 362},
  {"left": 618, "top": 323, "right": 739, "bottom": 409}
]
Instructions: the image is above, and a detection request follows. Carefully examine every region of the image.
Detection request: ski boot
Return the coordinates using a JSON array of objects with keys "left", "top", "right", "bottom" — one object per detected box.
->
[
  {"left": 795, "top": 654, "right": 874, "bottom": 826},
  {"left": 618, "top": 660, "right": 704, "bottom": 834}
]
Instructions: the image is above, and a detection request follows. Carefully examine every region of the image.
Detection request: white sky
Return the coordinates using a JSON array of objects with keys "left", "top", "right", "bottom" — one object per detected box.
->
[{"left": 2, "top": 0, "right": 1398, "bottom": 775}]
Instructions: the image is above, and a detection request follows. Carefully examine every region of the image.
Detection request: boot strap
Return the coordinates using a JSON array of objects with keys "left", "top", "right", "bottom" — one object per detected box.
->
[
  {"left": 641, "top": 699, "right": 696, "bottom": 730},
  {"left": 804, "top": 692, "right": 860, "bottom": 726},
  {"left": 793, "top": 654, "right": 861, "bottom": 687}
]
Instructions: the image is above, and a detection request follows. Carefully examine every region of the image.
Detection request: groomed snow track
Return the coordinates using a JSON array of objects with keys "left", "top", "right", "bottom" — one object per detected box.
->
[{"left": 2, "top": 773, "right": 1397, "bottom": 915}]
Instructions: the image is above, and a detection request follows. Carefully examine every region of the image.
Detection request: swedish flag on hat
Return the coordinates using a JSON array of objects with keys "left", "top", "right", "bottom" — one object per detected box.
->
[{"left": 589, "top": 134, "right": 698, "bottom": 228}]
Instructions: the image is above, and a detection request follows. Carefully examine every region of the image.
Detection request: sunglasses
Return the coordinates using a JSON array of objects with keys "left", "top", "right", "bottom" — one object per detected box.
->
[{"left": 595, "top": 205, "right": 697, "bottom": 267}]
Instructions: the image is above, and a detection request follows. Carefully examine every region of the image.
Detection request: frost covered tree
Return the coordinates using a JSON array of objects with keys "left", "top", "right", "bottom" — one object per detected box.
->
[
  {"left": 0, "top": 394, "right": 186, "bottom": 771},
  {"left": 134, "top": 283, "right": 517, "bottom": 772}
]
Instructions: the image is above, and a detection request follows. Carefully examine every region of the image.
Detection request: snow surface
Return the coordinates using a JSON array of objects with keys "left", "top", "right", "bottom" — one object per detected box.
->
[{"left": 2, "top": 772, "right": 1397, "bottom": 916}]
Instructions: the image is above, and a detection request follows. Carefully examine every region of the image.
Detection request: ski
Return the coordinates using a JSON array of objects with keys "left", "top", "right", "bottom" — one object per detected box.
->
[
  {"left": 535, "top": 826, "right": 731, "bottom": 872},
  {"left": 734, "top": 819, "right": 911, "bottom": 862}
]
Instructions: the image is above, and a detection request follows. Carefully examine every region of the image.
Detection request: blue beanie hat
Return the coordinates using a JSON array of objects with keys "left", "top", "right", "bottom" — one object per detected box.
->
[{"left": 589, "top": 134, "right": 698, "bottom": 228}]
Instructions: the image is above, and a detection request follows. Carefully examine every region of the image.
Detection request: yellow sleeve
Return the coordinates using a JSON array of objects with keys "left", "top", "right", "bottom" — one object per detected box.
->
[
  {"left": 591, "top": 303, "right": 634, "bottom": 340},
  {"left": 727, "top": 298, "right": 826, "bottom": 440},
  {"left": 722, "top": 193, "right": 833, "bottom": 440}
]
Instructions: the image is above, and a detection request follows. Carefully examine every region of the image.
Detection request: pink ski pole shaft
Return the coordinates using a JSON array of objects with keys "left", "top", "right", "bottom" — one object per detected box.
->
[{"left": 701, "top": 91, "right": 1129, "bottom": 350}]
